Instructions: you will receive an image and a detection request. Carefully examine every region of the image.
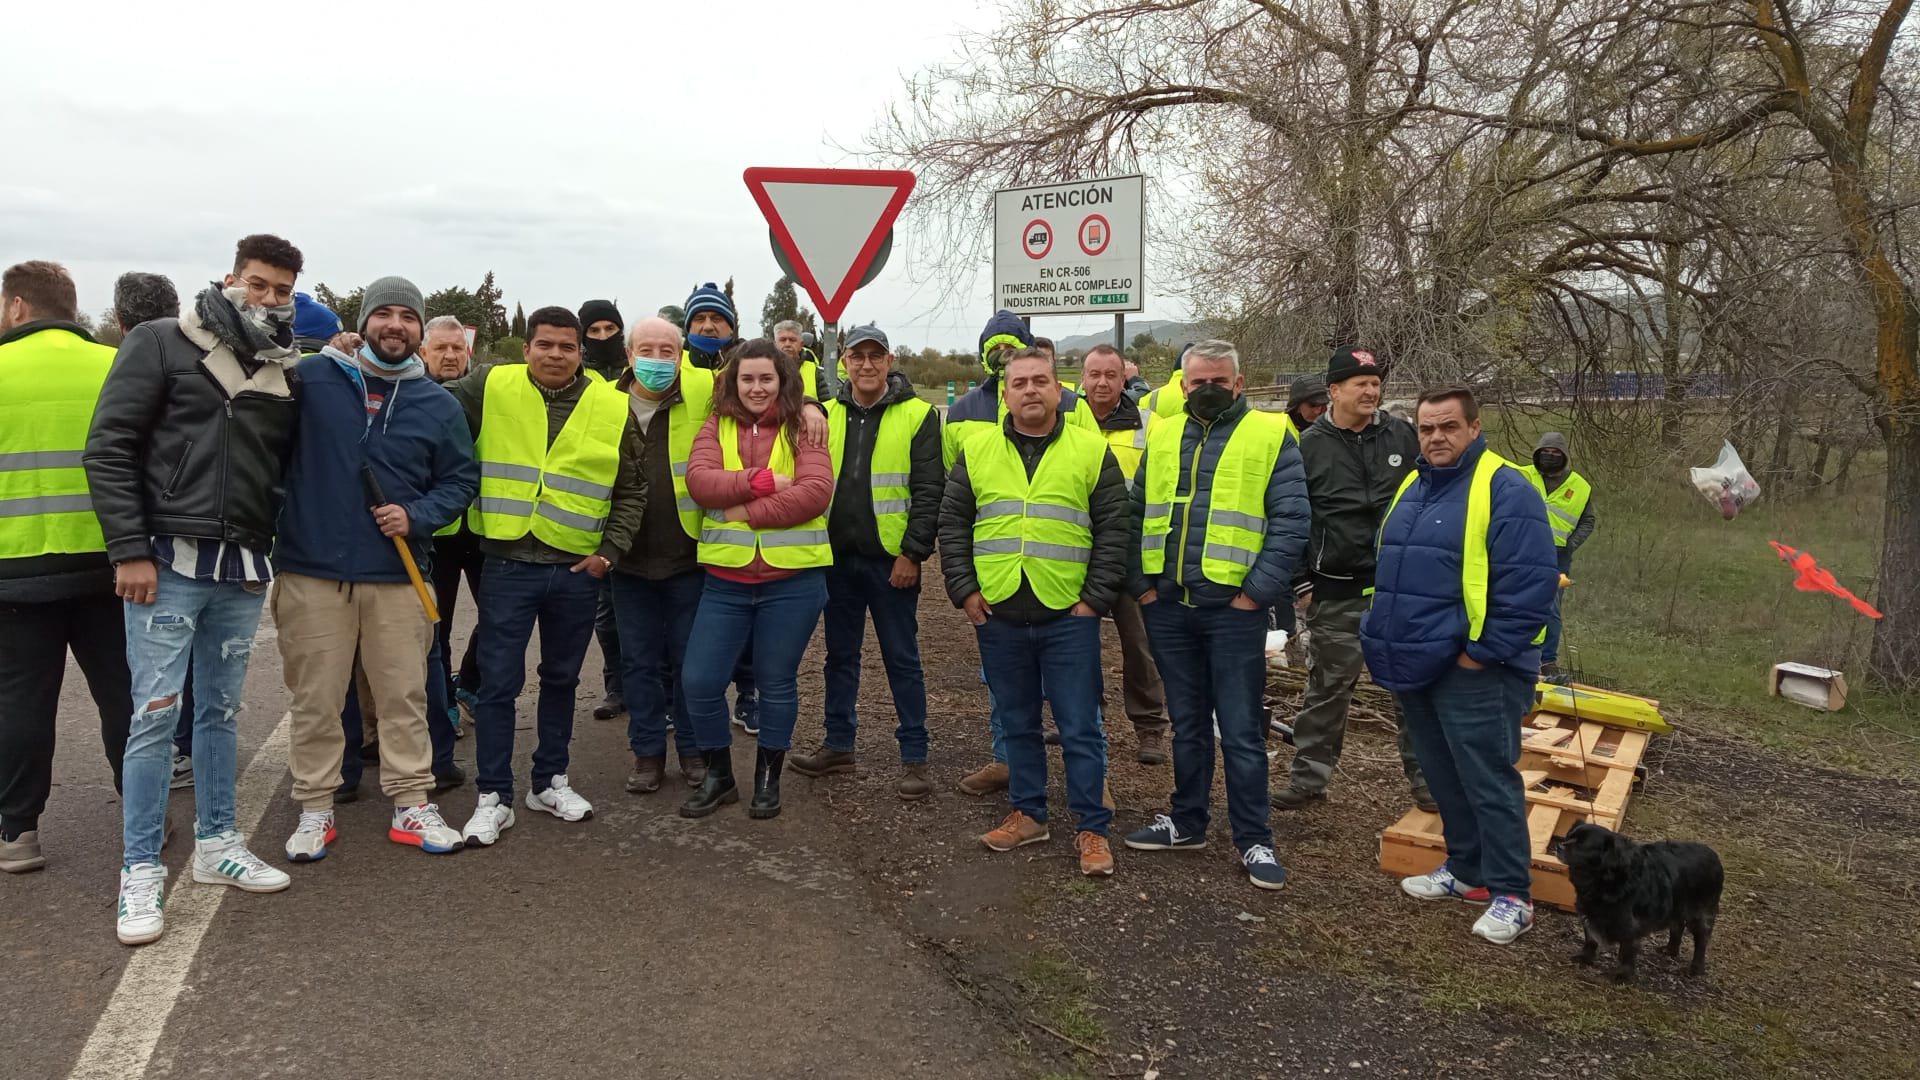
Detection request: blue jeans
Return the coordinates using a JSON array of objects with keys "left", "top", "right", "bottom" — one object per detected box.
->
[
  {"left": 121, "top": 568, "right": 266, "bottom": 864},
  {"left": 1541, "top": 550, "right": 1573, "bottom": 665},
  {"left": 610, "top": 569, "right": 704, "bottom": 759},
  {"left": 974, "top": 614, "right": 1109, "bottom": 835},
  {"left": 823, "top": 555, "right": 928, "bottom": 762},
  {"left": 1143, "top": 600, "right": 1272, "bottom": 851},
  {"left": 1394, "top": 662, "right": 1535, "bottom": 900},
  {"left": 595, "top": 578, "right": 623, "bottom": 698},
  {"left": 683, "top": 571, "right": 827, "bottom": 752},
  {"left": 340, "top": 636, "right": 457, "bottom": 786},
  {"left": 473, "top": 559, "right": 600, "bottom": 800}
]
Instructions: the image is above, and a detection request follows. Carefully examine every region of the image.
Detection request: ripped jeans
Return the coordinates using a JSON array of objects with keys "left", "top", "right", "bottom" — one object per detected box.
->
[{"left": 121, "top": 567, "right": 267, "bottom": 865}]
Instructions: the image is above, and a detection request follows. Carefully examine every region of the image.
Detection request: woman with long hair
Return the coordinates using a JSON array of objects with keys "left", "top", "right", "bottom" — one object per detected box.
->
[{"left": 679, "top": 339, "right": 834, "bottom": 819}]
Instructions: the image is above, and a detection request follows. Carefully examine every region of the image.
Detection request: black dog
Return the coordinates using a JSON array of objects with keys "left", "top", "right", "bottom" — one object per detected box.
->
[{"left": 1555, "top": 821, "right": 1724, "bottom": 983}]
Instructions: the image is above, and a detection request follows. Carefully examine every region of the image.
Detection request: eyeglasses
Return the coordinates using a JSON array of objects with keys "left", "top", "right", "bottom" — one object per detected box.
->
[
  {"left": 241, "top": 276, "right": 293, "bottom": 304},
  {"left": 843, "top": 352, "right": 890, "bottom": 367}
]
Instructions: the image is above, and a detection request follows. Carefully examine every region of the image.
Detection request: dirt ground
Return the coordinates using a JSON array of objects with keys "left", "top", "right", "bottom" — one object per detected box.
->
[{"left": 792, "top": 570, "right": 1920, "bottom": 1080}]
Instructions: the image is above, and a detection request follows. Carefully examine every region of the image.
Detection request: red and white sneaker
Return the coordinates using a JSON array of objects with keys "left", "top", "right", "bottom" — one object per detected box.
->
[
  {"left": 390, "top": 803, "right": 464, "bottom": 853},
  {"left": 285, "top": 810, "right": 337, "bottom": 863}
]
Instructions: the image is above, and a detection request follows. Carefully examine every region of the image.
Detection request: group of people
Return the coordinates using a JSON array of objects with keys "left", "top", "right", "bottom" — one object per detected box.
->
[{"left": 0, "top": 233, "right": 1591, "bottom": 952}]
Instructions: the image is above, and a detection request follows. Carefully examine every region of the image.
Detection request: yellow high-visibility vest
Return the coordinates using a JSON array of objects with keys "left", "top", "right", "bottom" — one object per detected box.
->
[
  {"left": 828, "top": 396, "right": 935, "bottom": 556},
  {"left": 1518, "top": 466, "right": 1591, "bottom": 547},
  {"left": 1138, "top": 410, "right": 1289, "bottom": 587},
  {"left": 1380, "top": 450, "right": 1546, "bottom": 644},
  {"left": 468, "top": 365, "right": 627, "bottom": 555},
  {"left": 961, "top": 422, "right": 1108, "bottom": 609},
  {"left": 698, "top": 416, "right": 832, "bottom": 569},
  {"left": 0, "top": 329, "right": 112, "bottom": 559}
]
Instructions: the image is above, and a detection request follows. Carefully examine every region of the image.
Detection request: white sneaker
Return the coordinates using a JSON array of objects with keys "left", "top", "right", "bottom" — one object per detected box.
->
[
  {"left": 284, "top": 810, "right": 336, "bottom": 862},
  {"left": 1471, "top": 895, "right": 1536, "bottom": 945},
  {"left": 116, "top": 863, "right": 168, "bottom": 945},
  {"left": 462, "top": 792, "right": 515, "bottom": 846},
  {"left": 170, "top": 753, "right": 194, "bottom": 790},
  {"left": 527, "top": 774, "right": 593, "bottom": 822},
  {"left": 191, "top": 830, "right": 291, "bottom": 893},
  {"left": 390, "top": 803, "right": 464, "bottom": 853}
]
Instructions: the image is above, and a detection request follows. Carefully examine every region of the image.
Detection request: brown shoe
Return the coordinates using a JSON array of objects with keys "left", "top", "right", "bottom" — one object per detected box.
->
[
  {"left": 958, "top": 760, "right": 1009, "bottom": 796},
  {"left": 790, "top": 744, "right": 857, "bottom": 777},
  {"left": 1135, "top": 728, "right": 1170, "bottom": 765},
  {"left": 1076, "top": 831, "right": 1115, "bottom": 876},
  {"left": 980, "top": 810, "right": 1049, "bottom": 851},
  {"left": 679, "top": 753, "right": 707, "bottom": 788},
  {"left": 626, "top": 754, "right": 665, "bottom": 794},
  {"left": 897, "top": 763, "right": 934, "bottom": 801}
]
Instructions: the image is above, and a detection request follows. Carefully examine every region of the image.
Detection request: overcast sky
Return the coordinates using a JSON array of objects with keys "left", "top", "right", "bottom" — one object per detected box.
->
[{"left": 1, "top": 0, "right": 1189, "bottom": 351}]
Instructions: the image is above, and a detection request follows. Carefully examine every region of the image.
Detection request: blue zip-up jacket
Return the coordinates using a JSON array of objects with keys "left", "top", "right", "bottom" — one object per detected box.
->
[
  {"left": 1128, "top": 394, "right": 1309, "bottom": 608},
  {"left": 1360, "top": 435, "right": 1559, "bottom": 691},
  {"left": 273, "top": 351, "right": 479, "bottom": 584}
]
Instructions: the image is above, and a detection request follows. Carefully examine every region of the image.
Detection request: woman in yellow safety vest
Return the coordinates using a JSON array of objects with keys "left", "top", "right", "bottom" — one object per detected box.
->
[{"left": 679, "top": 339, "right": 834, "bottom": 821}]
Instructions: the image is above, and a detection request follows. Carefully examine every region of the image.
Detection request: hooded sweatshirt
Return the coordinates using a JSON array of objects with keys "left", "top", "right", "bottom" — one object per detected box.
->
[{"left": 1530, "top": 431, "right": 1596, "bottom": 556}]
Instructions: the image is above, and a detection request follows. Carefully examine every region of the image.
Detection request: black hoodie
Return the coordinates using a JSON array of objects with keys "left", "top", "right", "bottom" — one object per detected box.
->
[{"left": 828, "top": 370, "right": 943, "bottom": 561}]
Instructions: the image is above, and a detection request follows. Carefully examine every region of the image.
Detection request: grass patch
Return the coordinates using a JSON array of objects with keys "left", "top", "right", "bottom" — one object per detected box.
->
[
  {"left": 1477, "top": 409, "right": 1920, "bottom": 776},
  {"left": 1020, "top": 950, "right": 1108, "bottom": 1049}
]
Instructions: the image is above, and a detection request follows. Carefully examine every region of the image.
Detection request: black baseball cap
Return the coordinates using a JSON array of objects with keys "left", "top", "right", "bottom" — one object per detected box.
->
[{"left": 843, "top": 325, "right": 890, "bottom": 351}]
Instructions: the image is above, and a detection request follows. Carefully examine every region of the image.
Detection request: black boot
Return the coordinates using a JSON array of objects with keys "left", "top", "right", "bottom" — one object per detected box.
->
[
  {"left": 678, "top": 748, "right": 738, "bottom": 818},
  {"left": 749, "top": 747, "right": 786, "bottom": 819}
]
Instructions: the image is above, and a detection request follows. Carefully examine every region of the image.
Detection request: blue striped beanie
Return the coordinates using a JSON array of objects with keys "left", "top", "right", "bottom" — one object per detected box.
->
[{"left": 683, "top": 283, "right": 736, "bottom": 332}]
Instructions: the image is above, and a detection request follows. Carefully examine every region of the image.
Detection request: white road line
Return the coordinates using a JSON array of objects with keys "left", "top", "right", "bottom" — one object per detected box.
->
[{"left": 66, "top": 710, "right": 292, "bottom": 1080}]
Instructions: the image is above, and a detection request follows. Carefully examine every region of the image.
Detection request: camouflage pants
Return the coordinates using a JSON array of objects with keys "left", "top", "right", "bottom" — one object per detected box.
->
[{"left": 1284, "top": 595, "right": 1429, "bottom": 798}]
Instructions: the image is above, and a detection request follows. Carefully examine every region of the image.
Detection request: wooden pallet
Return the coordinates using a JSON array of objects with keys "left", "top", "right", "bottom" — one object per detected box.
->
[{"left": 1377, "top": 710, "right": 1650, "bottom": 911}]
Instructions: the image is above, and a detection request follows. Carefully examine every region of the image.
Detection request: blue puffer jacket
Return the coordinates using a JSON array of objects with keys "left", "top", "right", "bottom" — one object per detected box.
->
[
  {"left": 274, "top": 351, "right": 479, "bottom": 584},
  {"left": 1129, "top": 395, "right": 1310, "bottom": 608},
  {"left": 1360, "top": 435, "right": 1559, "bottom": 691}
]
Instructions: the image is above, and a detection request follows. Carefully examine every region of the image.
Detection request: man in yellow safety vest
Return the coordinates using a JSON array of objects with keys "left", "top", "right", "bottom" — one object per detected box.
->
[
  {"left": 1361, "top": 385, "right": 1558, "bottom": 946},
  {"left": 939, "top": 348, "right": 1132, "bottom": 878},
  {"left": 0, "top": 261, "right": 131, "bottom": 875},
  {"left": 443, "top": 306, "right": 646, "bottom": 847},
  {"left": 1076, "top": 343, "right": 1171, "bottom": 765},
  {"left": 790, "top": 325, "right": 943, "bottom": 798},
  {"left": 1121, "top": 340, "right": 1309, "bottom": 891},
  {"left": 1518, "top": 431, "right": 1594, "bottom": 678}
]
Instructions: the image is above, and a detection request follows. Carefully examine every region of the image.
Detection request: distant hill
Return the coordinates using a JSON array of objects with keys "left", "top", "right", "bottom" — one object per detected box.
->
[{"left": 1053, "top": 320, "right": 1217, "bottom": 355}]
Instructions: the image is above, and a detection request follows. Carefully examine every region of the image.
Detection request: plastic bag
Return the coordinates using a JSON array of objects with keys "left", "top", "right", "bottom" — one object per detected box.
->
[{"left": 1689, "top": 440, "right": 1761, "bottom": 520}]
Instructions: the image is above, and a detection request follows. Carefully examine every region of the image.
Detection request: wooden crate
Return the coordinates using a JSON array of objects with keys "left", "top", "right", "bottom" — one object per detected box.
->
[{"left": 1376, "top": 710, "right": 1649, "bottom": 912}]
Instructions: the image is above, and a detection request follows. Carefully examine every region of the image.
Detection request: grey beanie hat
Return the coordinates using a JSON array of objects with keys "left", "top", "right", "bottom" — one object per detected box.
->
[{"left": 357, "top": 275, "right": 425, "bottom": 333}]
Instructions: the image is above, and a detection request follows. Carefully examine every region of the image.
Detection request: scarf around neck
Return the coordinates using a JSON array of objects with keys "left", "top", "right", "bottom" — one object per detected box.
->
[{"left": 195, "top": 284, "right": 297, "bottom": 362}]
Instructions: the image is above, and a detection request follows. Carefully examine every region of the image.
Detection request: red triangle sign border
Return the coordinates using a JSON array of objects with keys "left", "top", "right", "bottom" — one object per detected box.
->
[{"left": 743, "top": 167, "right": 916, "bottom": 324}]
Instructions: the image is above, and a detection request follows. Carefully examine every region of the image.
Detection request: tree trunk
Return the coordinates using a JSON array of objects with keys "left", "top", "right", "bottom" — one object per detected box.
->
[
  {"left": 1768, "top": 395, "right": 1796, "bottom": 481},
  {"left": 1658, "top": 242, "right": 1688, "bottom": 448},
  {"left": 1869, "top": 418, "right": 1920, "bottom": 688},
  {"left": 1834, "top": 445, "right": 1857, "bottom": 494}
]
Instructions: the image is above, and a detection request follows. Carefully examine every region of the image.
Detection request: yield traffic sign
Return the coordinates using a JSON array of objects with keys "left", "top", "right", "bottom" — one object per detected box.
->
[{"left": 743, "top": 167, "right": 916, "bottom": 323}]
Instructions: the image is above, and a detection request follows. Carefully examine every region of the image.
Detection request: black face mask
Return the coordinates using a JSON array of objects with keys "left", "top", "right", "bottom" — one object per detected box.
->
[
  {"left": 1188, "top": 383, "right": 1236, "bottom": 422},
  {"left": 1535, "top": 450, "right": 1568, "bottom": 474},
  {"left": 584, "top": 334, "right": 627, "bottom": 376}
]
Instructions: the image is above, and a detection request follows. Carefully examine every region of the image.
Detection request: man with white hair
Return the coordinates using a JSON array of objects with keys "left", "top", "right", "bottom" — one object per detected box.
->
[
  {"left": 772, "top": 318, "right": 830, "bottom": 399},
  {"left": 608, "top": 316, "right": 715, "bottom": 793},
  {"left": 1123, "top": 340, "right": 1309, "bottom": 891}
]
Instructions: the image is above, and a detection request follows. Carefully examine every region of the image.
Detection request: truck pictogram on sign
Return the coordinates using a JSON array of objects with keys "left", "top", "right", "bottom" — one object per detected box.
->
[{"left": 1023, "top": 220, "right": 1053, "bottom": 259}]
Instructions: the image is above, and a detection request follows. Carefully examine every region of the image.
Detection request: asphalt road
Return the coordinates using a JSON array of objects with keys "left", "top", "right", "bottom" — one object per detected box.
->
[{"left": 2, "top": 594, "right": 1017, "bottom": 1080}]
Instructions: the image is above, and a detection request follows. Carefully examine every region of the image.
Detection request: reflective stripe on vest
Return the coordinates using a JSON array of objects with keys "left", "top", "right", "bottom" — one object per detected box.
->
[
  {"left": 1138, "top": 409, "right": 1288, "bottom": 587},
  {"left": 0, "top": 330, "right": 113, "bottom": 559},
  {"left": 828, "top": 396, "right": 934, "bottom": 556},
  {"left": 962, "top": 422, "right": 1107, "bottom": 609},
  {"left": 1380, "top": 450, "right": 1546, "bottom": 644},
  {"left": 467, "top": 365, "right": 627, "bottom": 555},
  {"left": 1518, "top": 466, "right": 1590, "bottom": 547},
  {"left": 697, "top": 416, "right": 832, "bottom": 569},
  {"left": 1101, "top": 413, "right": 1153, "bottom": 487},
  {"left": 665, "top": 364, "right": 716, "bottom": 540}
]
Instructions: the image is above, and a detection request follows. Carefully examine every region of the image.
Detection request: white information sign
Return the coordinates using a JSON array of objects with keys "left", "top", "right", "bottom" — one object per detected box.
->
[{"left": 993, "top": 174, "right": 1145, "bottom": 316}]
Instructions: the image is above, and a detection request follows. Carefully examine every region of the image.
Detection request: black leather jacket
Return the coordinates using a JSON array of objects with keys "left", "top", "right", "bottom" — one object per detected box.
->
[{"left": 84, "top": 316, "right": 299, "bottom": 565}]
